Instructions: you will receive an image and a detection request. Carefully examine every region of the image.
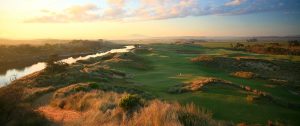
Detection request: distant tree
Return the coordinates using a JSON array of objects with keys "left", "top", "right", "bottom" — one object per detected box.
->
[
  {"left": 233, "top": 43, "right": 244, "bottom": 49},
  {"left": 46, "top": 54, "right": 59, "bottom": 66},
  {"left": 46, "top": 54, "right": 68, "bottom": 73},
  {"left": 288, "top": 40, "right": 300, "bottom": 47},
  {"left": 230, "top": 43, "right": 234, "bottom": 48},
  {"left": 269, "top": 43, "right": 280, "bottom": 46}
]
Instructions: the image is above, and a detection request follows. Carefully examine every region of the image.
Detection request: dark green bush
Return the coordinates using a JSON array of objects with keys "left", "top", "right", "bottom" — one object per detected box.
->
[
  {"left": 119, "top": 94, "right": 141, "bottom": 111},
  {"left": 46, "top": 61, "right": 68, "bottom": 73},
  {"left": 89, "top": 83, "right": 100, "bottom": 89}
]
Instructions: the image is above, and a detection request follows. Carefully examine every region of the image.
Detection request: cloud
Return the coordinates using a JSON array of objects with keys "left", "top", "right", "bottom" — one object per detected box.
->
[
  {"left": 107, "top": 0, "right": 126, "bottom": 7},
  {"left": 25, "top": 4, "right": 100, "bottom": 23},
  {"left": 25, "top": 0, "right": 300, "bottom": 23},
  {"left": 225, "top": 0, "right": 246, "bottom": 6},
  {"left": 132, "top": 0, "right": 200, "bottom": 20},
  {"left": 103, "top": 0, "right": 127, "bottom": 20}
]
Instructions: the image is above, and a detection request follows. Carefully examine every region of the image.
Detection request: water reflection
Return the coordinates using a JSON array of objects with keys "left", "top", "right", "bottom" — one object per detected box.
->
[{"left": 0, "top": 46, "right": 134, "bottom": 86}]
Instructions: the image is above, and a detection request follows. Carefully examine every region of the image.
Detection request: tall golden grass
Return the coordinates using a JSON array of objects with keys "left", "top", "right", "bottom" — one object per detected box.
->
[{"left": 43, "top": 84, "right": 229, "bottom": 126}]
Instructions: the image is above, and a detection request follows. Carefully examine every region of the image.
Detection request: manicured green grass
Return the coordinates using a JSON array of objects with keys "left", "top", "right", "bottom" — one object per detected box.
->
[{"left": 111, "top": 43, "right": 300, "bottom": 125}]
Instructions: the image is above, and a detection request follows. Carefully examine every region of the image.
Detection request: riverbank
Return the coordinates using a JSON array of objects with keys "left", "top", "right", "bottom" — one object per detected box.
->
[
  {"left": 0, "top": 45, "right": 134, "bottom": 86},
  {"left": 0, "top": 40, "right": 122, "bottom": 74}
]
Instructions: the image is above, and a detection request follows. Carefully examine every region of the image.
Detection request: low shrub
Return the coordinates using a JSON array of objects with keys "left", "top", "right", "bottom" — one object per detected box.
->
[
  {"left": 119, "top": 94, "right": 142, "bottom": 111},
  {"left": 89, "top": 83, "right": 100, "bottom": 89}
]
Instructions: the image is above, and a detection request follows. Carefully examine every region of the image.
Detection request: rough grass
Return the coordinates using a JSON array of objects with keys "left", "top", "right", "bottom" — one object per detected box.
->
[
  {"left": 42, "top": 88, "right": 229, "bottom": 126},
  {"left": 0, "top": 82, "right": 53, "bottom": 125},
  {"left": 168, "top": 77, "right": 237, "bottom": 94}
]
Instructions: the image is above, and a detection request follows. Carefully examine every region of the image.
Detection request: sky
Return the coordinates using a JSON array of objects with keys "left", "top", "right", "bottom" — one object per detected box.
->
[{"left": 0, "top": 0, "right": 300, "bottom": 40}]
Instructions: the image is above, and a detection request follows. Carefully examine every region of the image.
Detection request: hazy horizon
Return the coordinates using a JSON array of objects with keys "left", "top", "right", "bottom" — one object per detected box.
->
[{"left": 1, "top": 35, "right": 300, "bottom": 41}]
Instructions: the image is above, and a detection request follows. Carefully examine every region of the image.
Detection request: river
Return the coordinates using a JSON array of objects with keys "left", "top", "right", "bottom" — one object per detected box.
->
[{"left": 0, "top": 45, "right": 135, "bottom": 87}]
